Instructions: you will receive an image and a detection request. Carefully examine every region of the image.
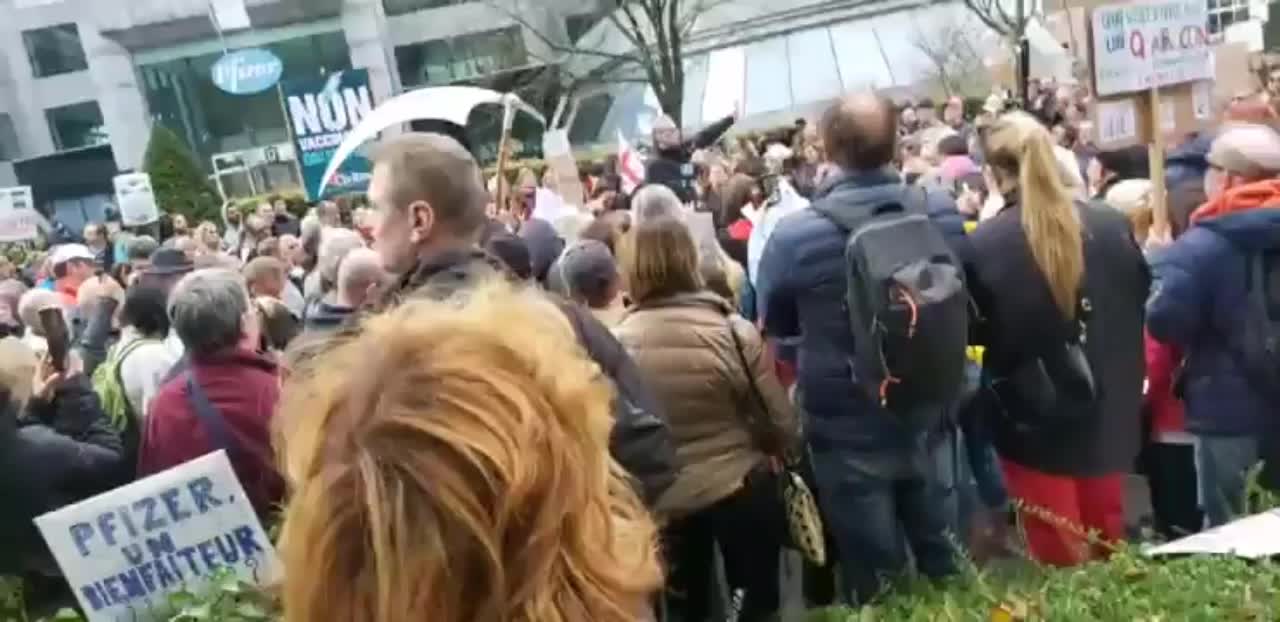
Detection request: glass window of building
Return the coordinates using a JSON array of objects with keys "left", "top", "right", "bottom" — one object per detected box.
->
[
  {"left": 46, "top": 101, "right": 107, "bottom": 151},
  {"left": 787, "top": 28, "right": 842, "bottom": 106},
  {"left": 0, "top": 114, "right": 20, "bottom": 161},
  {"left": 1207, "top": 0, "right": 1249, "bottom": 34},
  {"left": 569, "top": 93, "right": 615, "bottom": 145},
  {"left": 743, "top": 37, "right": 792, "bottom": 116},
  {"left": 566, "top": 14, "right": 603, "bottom": 42},
  {"left": 382, "top": 0, "right": 464, "bottom": 16},
  {"left": 22, "top": 23, "right": 89, "bottom": 78},
  {"left": 396, "top": 27, "right": 528, "bottom": 89},
  {"left": 138, "top": 31, "right": 351, "bottom": 171}
]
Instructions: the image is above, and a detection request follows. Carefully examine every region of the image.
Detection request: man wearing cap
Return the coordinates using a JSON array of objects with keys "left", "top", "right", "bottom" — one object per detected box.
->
[
  {"left": 1147, "top": 123, "right": 1280, "bottom": 524},
  {"left": 560, "top": 240, "right": 625, "bottom": 328},
  {"left": 49, "top": 244, "right": 97, "bottom": 307}
]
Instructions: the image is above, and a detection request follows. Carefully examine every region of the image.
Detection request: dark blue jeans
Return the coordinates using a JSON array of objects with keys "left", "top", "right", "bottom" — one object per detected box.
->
[{"left": 810, "top": 439, "right": 958, "bottom": 605}]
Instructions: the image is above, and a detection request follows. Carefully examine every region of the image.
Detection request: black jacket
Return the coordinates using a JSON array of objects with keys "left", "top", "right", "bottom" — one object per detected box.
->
[
  {"left": 0, "top": 391, "right": 123, "bottom": 573},
  {"left": 646, "top": 114, "right": 735, "bottom": 203},
  {"left": 963, "top": 200, "right": 1149, "bottom": 476},
  {"left": 377, "top": 248, "right": 678, "bottom": 505}
]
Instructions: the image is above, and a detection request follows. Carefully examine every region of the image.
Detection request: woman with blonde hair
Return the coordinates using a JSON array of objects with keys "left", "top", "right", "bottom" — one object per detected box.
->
[
  {"left": 615, "top": 215, "right": 797, "bottom": 622},
  {"left": 966, "top": 112, "right": 1148, "bottom": 567},
  {"left": 275, "top": 281, "right": 662, "bottom": 622}
]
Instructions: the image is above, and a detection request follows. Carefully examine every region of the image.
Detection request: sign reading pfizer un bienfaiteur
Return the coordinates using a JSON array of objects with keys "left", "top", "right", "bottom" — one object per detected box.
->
[
  {"left": 210, "top": 48, "right": 283, "bottom": 95},
  {"left": 1090, "top": 0, "right": 1213, "bottom": 97},
  {"left": 283, "top": 68, "right": 375, "bottom": 201},
  {"left": 34, "top": 452, "right": 280, "bottom": 622}
]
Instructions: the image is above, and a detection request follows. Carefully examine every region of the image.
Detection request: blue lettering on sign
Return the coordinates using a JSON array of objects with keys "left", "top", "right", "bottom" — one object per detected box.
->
[{"left": 210, "top": 48, "right": 283, "bottom": 95}]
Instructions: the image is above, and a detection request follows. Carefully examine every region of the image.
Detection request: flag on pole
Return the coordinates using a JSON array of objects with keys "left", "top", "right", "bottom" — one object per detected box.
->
[{"left": 617, "top": 130, "right": 645, "bottom": 194}]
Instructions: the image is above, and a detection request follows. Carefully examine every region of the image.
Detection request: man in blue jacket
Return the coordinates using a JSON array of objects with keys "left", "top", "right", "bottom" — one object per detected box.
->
[
  {"left": 1147, "top": 123, "right": 1280, "bottom": 526},
  {"left": 756, "top": 93, "right": 965, "bottom": 604}
]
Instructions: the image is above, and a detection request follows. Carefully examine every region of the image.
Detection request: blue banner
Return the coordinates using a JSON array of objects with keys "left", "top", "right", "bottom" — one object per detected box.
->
[{"left": 282, "top": 69, "right": 374, "bottom": 201}]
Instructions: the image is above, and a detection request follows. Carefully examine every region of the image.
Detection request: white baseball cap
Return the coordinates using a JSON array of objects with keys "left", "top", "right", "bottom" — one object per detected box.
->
[{"left": 50, "top": 243, "right": 95, "bottom": 267}]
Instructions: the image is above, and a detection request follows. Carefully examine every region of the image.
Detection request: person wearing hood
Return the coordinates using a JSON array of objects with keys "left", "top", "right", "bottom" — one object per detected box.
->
[
  {"left": 645, "top": 112, "right": 737, "bottom": 203},
  {"left": 517, "top": 217, "right": 564, "bottom": 285},
  {"left": 1147, "top": 124, "right": 1280, "bottom": 523}
]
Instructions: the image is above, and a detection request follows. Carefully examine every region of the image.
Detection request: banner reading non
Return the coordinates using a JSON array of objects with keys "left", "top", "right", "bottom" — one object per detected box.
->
[
  {"left": 35, "top": 452, "right": 280, "bottom": 622},
  {"left": 1091, "top": 0, "right": 1212, "bottom": 96},
  {"left": 283, "top": 68, "right": 375, "bottom": 201}
]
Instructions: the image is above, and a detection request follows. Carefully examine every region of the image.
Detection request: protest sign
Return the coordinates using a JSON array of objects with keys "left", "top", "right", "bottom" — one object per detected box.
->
[
  {"left": 1147, "top": 509, "right": 1280, "bottom": 559},
  {"left": 283, "top": 68, "right": 375, "bottom": 201},
  {"left": 541, "top": 129, "right": 584, "bottom": 207},
  {"left": 0, "top": 186, "right": 40, "bottom": 242},
  {"left": 1090, "top": 0, "right": 1213, "bottom": 97},
  {"left": 35, "top": 452, "right": 280, "bottom": 622},
  {"left": 113, "top": 173, "right": 159, "bottom": 227}
]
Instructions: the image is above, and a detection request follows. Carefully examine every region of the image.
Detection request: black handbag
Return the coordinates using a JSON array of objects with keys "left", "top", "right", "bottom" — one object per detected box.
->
[
  {"left": 724, "top": 317, "right": 827, "bottom": 566},
  {"left": 990, "top": 296, "right": 1098, "bottom": 423}
]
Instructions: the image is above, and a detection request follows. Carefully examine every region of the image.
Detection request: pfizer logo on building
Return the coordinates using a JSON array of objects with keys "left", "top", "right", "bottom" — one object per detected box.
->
[{"left": 210, "top": 48, "right": 283, "bottom": 95}]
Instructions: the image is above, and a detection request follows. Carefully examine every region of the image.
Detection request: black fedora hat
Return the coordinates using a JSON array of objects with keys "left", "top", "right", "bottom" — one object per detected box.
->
[{"left": 145, "top": 247, "right": 194, "bottom": 276}]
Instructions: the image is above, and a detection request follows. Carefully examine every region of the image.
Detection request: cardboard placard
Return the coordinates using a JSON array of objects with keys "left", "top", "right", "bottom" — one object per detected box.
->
[
  {"left": 113, "top": 173, "right": 159, "bottom": 227},
  {"left": 0, "top": 186, "right": 40, "bottom": 242},
  {"left": 35, "top": 452, "right": 280, "bottom": 622},
  {"left": 1090, "top": 81, "right": 1207, "bottom": 148},
  {"left": 541, "top": 129, "right": 584, "bottom": 207}
]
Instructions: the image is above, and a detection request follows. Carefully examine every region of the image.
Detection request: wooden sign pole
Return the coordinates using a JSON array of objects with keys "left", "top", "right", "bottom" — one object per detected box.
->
[
  {"left": 1145, "top": 85, "right": 1169, "bottom": 237},
  {"left": 493, "top": 96, "right": 516, "bottom": 221}
]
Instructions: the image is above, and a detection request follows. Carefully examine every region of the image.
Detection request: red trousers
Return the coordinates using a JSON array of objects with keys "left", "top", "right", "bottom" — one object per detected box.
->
[{"left": 1001, "top": 459, "right": 1125, "bottom": 567}]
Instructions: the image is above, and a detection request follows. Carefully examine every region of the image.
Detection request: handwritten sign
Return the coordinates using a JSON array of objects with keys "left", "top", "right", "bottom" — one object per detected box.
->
[
  {"left": 0, "top": 186, "right": 40, "bottom": 242},
  {"left": 1095, "top": 99, "right": 1138, "bottom": 145},
  {"left": 113, "top": 173, "right": 159, "bottom": 227},
  {"left": 35, "top": 452, "right": 280, "bottom": 622},
  {"left": 1091, "top": 0, "right": 1213, "bottom": 96}
]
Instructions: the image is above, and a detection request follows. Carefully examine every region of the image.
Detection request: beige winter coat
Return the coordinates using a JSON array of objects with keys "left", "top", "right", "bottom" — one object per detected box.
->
[{"left": 614, "top": 291, "right": 797, "bottom": 518}]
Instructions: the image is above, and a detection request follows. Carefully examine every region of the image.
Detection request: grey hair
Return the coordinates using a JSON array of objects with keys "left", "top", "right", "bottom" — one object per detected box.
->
[
  {"left": 168, "top": 268, "right": 251, "bottom": 356},
  {"left": 631, "top": 184, "right": 685, "bottom": 226},
  {"left": 317, "top": 227, "right": 366, "bottom": 289}
]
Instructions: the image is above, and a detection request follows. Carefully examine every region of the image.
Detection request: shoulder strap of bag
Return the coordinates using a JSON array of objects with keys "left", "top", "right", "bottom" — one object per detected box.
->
[
  {"left": 184, "top": 369, "right": 236, "bottom": 454},
  {"left": 112, "top": 338, "right": 162, "bottom": 419},
  {"left": 725, "top": 316, "right": 782, "bottom": 456}
]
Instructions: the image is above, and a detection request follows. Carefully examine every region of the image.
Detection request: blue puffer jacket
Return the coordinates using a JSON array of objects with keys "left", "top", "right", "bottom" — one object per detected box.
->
[
  {"left": 1164, "top": 132, "right": 1214, "bottom": 191},
  {"left": 757, "top": 168, "right": 968, "bottom": 449},
  {"left": 1148, "top": 206, "right": 1280, "bottom": 436}
]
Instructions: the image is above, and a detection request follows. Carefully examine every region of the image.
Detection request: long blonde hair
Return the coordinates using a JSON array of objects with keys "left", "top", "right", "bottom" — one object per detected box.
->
[
  {"left": 275, "top": 280, "right": 662, "bottom": 622},
  {"left": 984, "top": 112, "right": 1085, "bottom": 319}
]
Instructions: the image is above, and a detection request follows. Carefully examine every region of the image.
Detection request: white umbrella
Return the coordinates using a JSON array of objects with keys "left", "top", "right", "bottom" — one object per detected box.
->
[{"left": 316, "top": 86, "right": 545, "bottom": 197}]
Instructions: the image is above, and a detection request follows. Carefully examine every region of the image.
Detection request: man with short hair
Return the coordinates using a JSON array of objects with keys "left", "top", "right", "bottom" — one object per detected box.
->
[
  {"left": 1148, "top": 123, "right": 1280, "bottom": 516},
  {"left": 83, "top": 223, "right": 112, "bottom": 273},
  {"left": 243, "top": 256, "right": 288, "bottom": 300},
  {"left": 757, "top": 92, "right": 966, "bottom": 604},
  {"left": 139, "top": 269, "right": 281, "bottom": 515},
  {"left": 364, "top": 132, "right": 676, "bottom": 506},
  {"left": 49, "top": 244, "right": 97, "bottom": 307},
  {"left": 304, "top": 248, "right": 384, "bottom": 334}
]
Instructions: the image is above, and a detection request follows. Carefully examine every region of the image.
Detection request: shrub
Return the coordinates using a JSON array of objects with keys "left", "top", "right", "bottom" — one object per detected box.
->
[
  {"left": 142, "top": 125, "right": 221, "bottom": 225},
  {"left": 807, "top": 549, "right": 1280, "bottom": 621}
]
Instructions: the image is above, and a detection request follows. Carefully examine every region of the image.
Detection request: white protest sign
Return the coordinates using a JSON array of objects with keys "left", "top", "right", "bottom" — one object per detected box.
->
[
  {"left": 113, "top": 173, "right": 160, "bottom": 227},
  {"left": 0, "top": 186, "right": 40, "bottom": 242},
  {"left": 35, "top": 452, "right": 280, "bottom": 622},
  {"left": 1191, "top": 80, "right": 1213, "bottom": 120},
  {"left": 1147, "top": 509, "right": 1280, "bottom": 559},
  {"left": 1090, "top": 0, "right": 1213, "bottom": 97},
  {"left": 1095, "top": 99, "right": 1138, "bottom": 145}
]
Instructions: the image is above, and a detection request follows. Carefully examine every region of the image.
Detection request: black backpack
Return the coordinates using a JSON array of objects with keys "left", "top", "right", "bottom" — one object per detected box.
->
[
  {"left": 814, "top": 188, "right": 969, "bottom": 426},
  {"left": 1236, "top": 248, "right": 1280, "bottom": 398}
]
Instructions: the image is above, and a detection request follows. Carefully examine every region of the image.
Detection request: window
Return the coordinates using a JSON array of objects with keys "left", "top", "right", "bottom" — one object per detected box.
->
[
  {"left": 569, "top": 93, "right": 615, "bottom": 144},
  {"left": 381, "top": 0, "right": 464, "bottom": 16},
  {"left": 0, "top": 114, "right": 19, "bottom": 161},
  {"left": 396, "top": 27, "right": 528, "bottom": 88},
  {"left": 22, "top": 23, "right": 88, "bottom": 78},
  {"left": 46, "top": 101, "right": 107, "bottom": 151},
  {"left": 566, "top": 14, "right": 603, "bottom": 43},
  {"left": 1207, "top": 0, "right": 1249, "bottom": 34}
]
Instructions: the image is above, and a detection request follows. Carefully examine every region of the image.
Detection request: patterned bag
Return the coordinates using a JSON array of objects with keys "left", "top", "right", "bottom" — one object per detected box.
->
[{"left": 725, "top": 318, "right": 827, "bottom": 566}]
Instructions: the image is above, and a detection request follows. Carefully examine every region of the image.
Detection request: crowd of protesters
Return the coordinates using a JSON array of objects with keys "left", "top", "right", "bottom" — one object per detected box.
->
[{"left": 0, "top": 80, "right": 1278, "bottom": 622}]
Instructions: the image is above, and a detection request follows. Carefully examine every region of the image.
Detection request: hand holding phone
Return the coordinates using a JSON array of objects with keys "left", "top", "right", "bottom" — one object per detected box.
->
[{"left": 38, "top": 307, "right": 70, "bottom": 373}]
